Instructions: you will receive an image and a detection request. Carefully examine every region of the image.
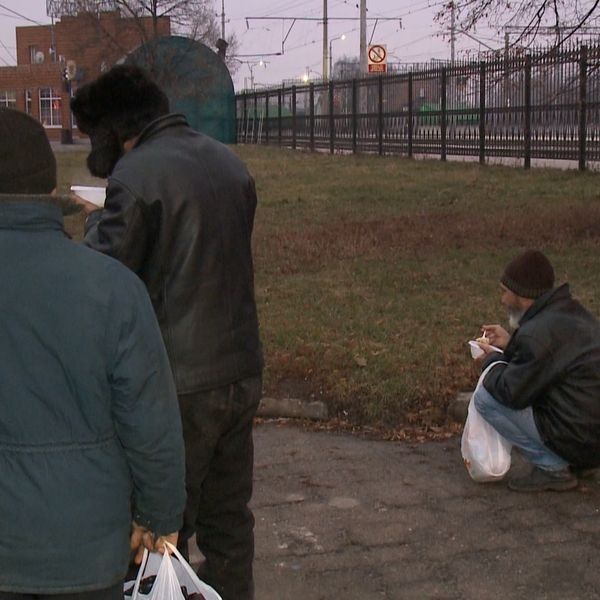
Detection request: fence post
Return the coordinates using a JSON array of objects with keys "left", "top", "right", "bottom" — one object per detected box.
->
[
  {"left": 579, "top": 45, "right": 588, "bottom": 171},
  {"left": 378, "top": 75, "right": 384, "bottom": 155},
  {"left": 253, "top": 92, "right": 258, "bottom": 143},
  {"left": 242, "top": 93, "right": 248, "bottom": 144},
  {"left": 277, "top": 89, "right": 282, "bottom": 147},
  {"left": 352, "top": 79, "right": 358, "bottom": 154},
  {"left": 265, "top": 91, "right": 269, "bottom": 145},
  {"left": 329, "top": 81, "right": 335, "bottom": 154},
  {"left": 292, "top": 86, "right": 297, "bottom": 150},
  {"left": 408, "top": 72, "right": 413, "bottom": 158},
  {"left": 524, "top": 56, "right": 531, "bottom": 169},
  {"left": 441, "top": 67, "right": 447, "bottom": 161},
  {"left": 479, "top": 61, "right": 486, "bottom": 164},
  {"left": 309, "top": 83, "right": 315, "bottom": 152}
]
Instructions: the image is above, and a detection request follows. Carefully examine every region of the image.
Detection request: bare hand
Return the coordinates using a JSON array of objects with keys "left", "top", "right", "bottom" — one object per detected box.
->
[
  {"left": 71, "top": 194, "right": 102, "bottom": 216},
  {"left": 480, "top": 324, "right": 510, "bottom": 349},
  {"left": 130, "top": 522, "right": 179, "bottom": 564}
]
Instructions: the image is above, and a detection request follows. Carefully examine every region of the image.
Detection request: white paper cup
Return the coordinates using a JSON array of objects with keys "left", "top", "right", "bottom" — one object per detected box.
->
[
  {"left": 468, "top": 340, "right": 502, "bottom": 359},
  {"left": 70, "top": 185, "right": 106, "bottom": 207}
]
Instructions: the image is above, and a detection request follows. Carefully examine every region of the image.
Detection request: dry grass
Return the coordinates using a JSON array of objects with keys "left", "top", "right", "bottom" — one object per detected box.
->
[{"left": 57, "top": 144, "right": 600, "bottom": 436}]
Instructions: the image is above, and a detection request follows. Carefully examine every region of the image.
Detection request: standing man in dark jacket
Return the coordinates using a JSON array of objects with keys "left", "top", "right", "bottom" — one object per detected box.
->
[
  {"left": 71, "top": 65, "right": 263, "bottom": 600},
  {"left": 473, "top": 249, "right": 600, "bottom": 492},
  {"left": 0, "top": 109, "right": 185, "bottom": 596}
]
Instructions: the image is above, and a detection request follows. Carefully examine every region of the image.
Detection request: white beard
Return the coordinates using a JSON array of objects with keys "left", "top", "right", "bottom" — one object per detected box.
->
[{"left": 507, "top": 307, "right": 526, "bottom": 330}]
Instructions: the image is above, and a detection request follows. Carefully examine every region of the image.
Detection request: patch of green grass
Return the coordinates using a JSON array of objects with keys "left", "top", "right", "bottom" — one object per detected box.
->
[{"left": 57, "top": 145, "right": 600, "bottom": 432}]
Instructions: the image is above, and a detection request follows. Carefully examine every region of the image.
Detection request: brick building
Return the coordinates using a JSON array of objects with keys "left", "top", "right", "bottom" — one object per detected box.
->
[{"left": 0, "top": 11, "right": 170, "bottom": 141}]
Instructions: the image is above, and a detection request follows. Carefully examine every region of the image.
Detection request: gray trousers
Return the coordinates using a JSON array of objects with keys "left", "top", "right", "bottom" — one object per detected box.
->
[
  {"left": 177, "top": 375, "right": 262, "bottom": 600},
  {"left": 0, "top": 583, "right": 122, "bottom": 600}
]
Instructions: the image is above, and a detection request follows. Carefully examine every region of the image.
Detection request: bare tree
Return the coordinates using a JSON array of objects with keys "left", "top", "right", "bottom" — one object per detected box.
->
[
  {"left": 436, "top": 0, "right": 600, "bottom": 49},
  {"left": 49, "top": 0, "right": 239, "bottom": 74}
]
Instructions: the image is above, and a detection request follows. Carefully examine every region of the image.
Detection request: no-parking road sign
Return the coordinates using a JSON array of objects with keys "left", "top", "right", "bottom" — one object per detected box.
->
[{"left": 368, "top": 44, "right": 387, "bottom": 73}]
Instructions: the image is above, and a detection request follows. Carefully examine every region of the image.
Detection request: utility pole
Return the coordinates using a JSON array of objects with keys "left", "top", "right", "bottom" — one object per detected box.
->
[
  {"left": 360, "top": 0, "right": 367, "bottom": 74},
  {"left": 504, "top": 31, "right": 510, "bottom": 107},
  {"left": 221, "top": 0, "right": 225, "bottom": 40},
  {"left": 450, "top": 2, "right": 456, "bottom": 66},
  {"left": 323, "top": 0, "right": 329, "bottom": 80},
  {"left": 50, "top": 16, "right": 56, "bottom": 63}
]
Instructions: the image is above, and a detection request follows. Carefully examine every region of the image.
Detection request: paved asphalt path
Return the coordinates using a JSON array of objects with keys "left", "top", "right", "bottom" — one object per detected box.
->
[{"left": 251, "top": 420, "right": 600, "bottom": 600}]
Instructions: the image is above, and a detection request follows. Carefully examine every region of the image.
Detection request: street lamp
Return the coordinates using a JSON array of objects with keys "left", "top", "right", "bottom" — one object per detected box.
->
[
  {"left": 246, "top": 60, "right": 267, "bottom": 90},
  {"left": 302, "top": 67, "right": 322, "bottom": 83},
  {"left": 328, "top": 34, "right": 346, "bottom": 80}
]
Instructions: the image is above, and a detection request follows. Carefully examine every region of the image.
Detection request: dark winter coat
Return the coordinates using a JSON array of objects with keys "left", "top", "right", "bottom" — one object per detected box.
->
[
  {"left": 0, "top": 199, "right": 186, "bottom": 593},
  {"left": 83, "top": 114, "right": 263, "bottom": 394},
  {"left": 482, "top": 283, "right": 600, "bottom": 468}
]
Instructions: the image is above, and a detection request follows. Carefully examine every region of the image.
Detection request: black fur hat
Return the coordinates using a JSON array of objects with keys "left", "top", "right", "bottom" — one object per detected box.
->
[{"left": 71, "top": 65, "right": 169, "bottom": 177}]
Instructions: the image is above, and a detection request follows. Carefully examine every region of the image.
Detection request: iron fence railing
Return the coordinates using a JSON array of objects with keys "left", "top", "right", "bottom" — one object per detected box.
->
[{"left": 235, "top": 44, "right": 600, "bottom": 169}]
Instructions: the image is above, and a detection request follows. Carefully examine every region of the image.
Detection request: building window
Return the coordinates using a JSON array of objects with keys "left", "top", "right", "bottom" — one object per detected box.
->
[
  {"left": 30, "top": 46, "right": 38, "bottom": 64},
  {"left": 39, "top": 88, "right": 62, "bottom": 127},
  {"left": 26, "top": 90, "right": 32, "bottom": 115},
  {"left": 0, "top": 90, "right": 16, "bottom": 108}
]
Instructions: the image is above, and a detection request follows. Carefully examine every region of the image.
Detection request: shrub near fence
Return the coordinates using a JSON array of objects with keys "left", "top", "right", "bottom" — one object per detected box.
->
[{"left": 236, "top": 44, "right": 600, "bottom": 170}]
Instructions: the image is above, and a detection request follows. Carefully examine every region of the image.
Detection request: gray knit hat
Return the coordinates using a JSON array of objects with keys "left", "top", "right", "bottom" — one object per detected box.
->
[
  {"left": 500, "top": 249, "right": 555, "bottom": 299},
  {"left": 0, "top": 108, "right": 56, "bottom": 194}
]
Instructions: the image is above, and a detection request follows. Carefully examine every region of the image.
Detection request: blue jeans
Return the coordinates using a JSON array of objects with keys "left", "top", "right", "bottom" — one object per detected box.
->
[{"left": 473, "top": 385, "right": 568, "bottom": 471}]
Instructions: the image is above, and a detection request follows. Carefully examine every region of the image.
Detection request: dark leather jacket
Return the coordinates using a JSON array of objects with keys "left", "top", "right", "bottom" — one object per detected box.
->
[
  {"left": 482, "top": 283, "right": 600, "bottom": 468},
  {"left": 84, "top": 114, "right": 263, "bottom": 394}
]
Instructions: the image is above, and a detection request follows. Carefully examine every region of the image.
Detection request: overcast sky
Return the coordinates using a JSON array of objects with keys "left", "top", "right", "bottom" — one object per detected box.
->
[{"left": 0, "top": 0, "right": 507, "bottom": 90}]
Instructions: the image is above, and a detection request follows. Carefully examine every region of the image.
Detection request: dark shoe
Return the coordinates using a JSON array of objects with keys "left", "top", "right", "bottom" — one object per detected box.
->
[
  {"left": 508, "top": 466, "right": 578, "bottom": 492},
  {"left": 569, "top": 466, "right": 598, "bottom": 480}
]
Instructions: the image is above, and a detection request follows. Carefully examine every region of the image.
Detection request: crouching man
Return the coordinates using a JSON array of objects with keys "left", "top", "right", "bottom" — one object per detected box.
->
[
  {"left": 473, "top": 249, "right": 600, "bottom": 492},
  {"left": 0, "top": 108, "right": 186, "bottom": 597}
]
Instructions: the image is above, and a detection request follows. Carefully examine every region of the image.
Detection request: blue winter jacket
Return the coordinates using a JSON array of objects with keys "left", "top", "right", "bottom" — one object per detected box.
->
[{"left": 0, "top": 199, "right": 186, "bottom": 593}]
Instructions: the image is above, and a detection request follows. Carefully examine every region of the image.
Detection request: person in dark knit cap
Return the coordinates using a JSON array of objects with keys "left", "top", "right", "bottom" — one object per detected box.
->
[
  {"left": 0, "top": 107, "right": 185, "bottom": 597},
  {"left": 471, "top": 249, "right": 600, "bottom": 492}
]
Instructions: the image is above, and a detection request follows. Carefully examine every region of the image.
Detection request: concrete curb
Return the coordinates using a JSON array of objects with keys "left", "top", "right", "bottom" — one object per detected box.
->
[
  {"left": 258, "top": 394, "right": 473, "bottom": 426},
  {"left": 257, "top": 397, "right": 328, "bottom": 421}
]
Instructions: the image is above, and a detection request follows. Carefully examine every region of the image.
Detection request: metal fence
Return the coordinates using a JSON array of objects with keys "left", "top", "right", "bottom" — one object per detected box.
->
[{"left": 235, "top": 45, "right": 600, "bottom": 169}]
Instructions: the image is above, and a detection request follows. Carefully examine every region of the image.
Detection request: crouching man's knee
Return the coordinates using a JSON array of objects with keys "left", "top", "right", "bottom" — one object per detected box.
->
[{"left": 472, "top": 385, "right": 499, "bottom": 420}]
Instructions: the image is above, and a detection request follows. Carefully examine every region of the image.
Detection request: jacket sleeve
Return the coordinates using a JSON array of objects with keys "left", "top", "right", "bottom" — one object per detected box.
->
[
  {"left": 83, "top": 177, "right": 151, "bottom": 275},
  {"left": 482, "top": 333, "right": 558, "bottom": 410},
  {"left": 246, "top": 175, "right": 257, "bottom": 236},
  {"left": 107, "top": 272, "right": 186, "bottom": 536}
]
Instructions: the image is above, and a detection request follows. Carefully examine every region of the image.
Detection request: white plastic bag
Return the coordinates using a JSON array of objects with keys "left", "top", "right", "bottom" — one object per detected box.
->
[
  {"left": 127, "top": 542, "right": 222, "bottom": 600},
  {"left": 461, "top": 361, "right": 512, "bottom": 482}
]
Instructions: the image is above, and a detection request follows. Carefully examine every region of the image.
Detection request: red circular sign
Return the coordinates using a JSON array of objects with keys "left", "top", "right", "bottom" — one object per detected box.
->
[{"left": 368, "top": 45, "right": 386, "bottom": 64}]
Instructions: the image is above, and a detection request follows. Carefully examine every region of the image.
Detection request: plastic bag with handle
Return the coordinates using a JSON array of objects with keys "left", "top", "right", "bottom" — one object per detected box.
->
[
  {"left": 126, "top": 541, "right": 222, "bottom": 600},
  {"left": 461, "top": 361, "right": 512, "bottom": 482}
]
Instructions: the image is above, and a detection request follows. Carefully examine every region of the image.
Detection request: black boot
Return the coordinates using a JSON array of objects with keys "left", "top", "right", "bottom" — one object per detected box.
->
[{"left": 508, "top": 466, "right": 578, "bottom": 492}]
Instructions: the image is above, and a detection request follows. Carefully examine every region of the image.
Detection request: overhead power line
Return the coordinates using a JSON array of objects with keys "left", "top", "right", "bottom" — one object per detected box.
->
[
  {"left": 0, "top": 3, "right": 45, "bottom": 24},
  {"left": 245, "top": 16, "right": 401, "bottom": 22}
]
